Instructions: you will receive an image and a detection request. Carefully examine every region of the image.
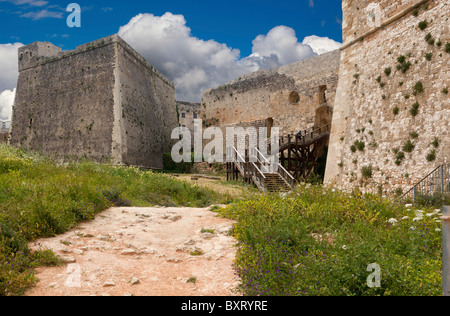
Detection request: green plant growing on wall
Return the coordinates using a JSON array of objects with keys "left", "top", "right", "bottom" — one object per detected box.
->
[
  {"left": 443, "top": 88, "right": 449, "bottom": 94},
  {"left": 354, "top": 140, "right": 365, "bottom": 152},
  {"left": 409, "top": 131, "right": 419, "bottom": 139},
  {"left": 395, "top": 151, "right": 405, "bottom": 165},
  {"left": 413, "top": 81, "right": 424, "bottom": 95},
  {"left": 410, "top": 102, "right": 420, "bottom": 116},
  {"left": 393, "top": 106, "right": 399, "bottom": 115},
  {"left": 396, "top": 56, "right": 412, "bottom": 73},
  {"left": 425, "top": 33, "right": 435, "bottom": 45},
  {"left": 446, "top": 43, "right": 450, "bottom": 53},
  {"left": 431, "top": 137, "right": 439, "bottom": 148},
  {"left": 384, "top": 67, "right": 392, "bottom": 76},
  {"left": 425, "top": 52, "right": 433, "bottom": 61},
  {"left": 402, "top": 140, "right": 415, "bottom": 153},
  {"left": 412, "top": 8, "right": 419, "bottom": 17},
  {"left": 426, "top": 150, "right": 436, "bottom": 162},
  {"left": 418, "top": 20, "right": 428, "bottom": 30},
  {"left": 361, "top": 165, "right": 373, "bottom": 179}
]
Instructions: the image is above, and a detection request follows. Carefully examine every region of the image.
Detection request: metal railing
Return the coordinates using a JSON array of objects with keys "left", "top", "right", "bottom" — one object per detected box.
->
[{"left": 402, "top": 164, "right": 450, "bottom": 203}]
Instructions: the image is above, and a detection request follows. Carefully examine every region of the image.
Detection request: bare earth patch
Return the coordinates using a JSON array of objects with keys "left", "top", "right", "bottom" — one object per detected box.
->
[{"left": 26, "top": 206, "right": 240, "bottom": 296}]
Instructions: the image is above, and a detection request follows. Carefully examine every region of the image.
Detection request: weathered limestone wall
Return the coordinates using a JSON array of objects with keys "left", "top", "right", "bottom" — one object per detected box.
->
[
  {"left": 201, "top": 50, "right": 341, "bottom": 137},
  {"left": 115, "top": 38, "right": 178, "bottom": 169},
  {"left": 10, "top": 35, "right": 178, "bottom": 169},
  {"left": 177, "top": 101, "right": 201, "bottom": 136},
  {"left": 325, "top": 0, "right": 449, "bottom": 195},
  {"left": 11, "top": 37, "right": 117, "bottom": 162}
]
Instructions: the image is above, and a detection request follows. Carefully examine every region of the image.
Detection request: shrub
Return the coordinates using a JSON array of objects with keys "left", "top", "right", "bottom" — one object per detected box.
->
[
  {"left": 361, "top": 165, "right": 373, "bottom": 178},
  {"left": 426, "top": 150, "right": 436, "bottom": 162},
  {"left": 446, "top": 42, "right": 450, "bottom": 53},
  {"left": 402, "top": 140, "right": 415, "bottom": 153},
  {"left": 425, "top": 33, "right": 434, "bottom": 45},
  {"left": 354, "top": 140, "right": 365, "bottom": 152},
  {"left": 418, "top": 20, "right": 428, "bottom": 30},
  {"left": 409, "top": 131, "right": 419, "bottom": 139},
  {"left": 410, "top": 102, "right": 420, "bottom": 116},
  {"left": 393, "top": 106, "right": 399, "bottom": 115},
  {"left": 395, "top": 151, "right": 405, "bottom": 165},
  {"left": 413, "top": 81, "right": 424, "bottom": 95},
  {"left": 431, "top": 137, "right": 439, "bottom": 148},
  {"left": 384, "top": 67, "right": 391, "bottom": 76},
  {"left": 396, "top": 61, "right": 411, "bottom": 73},
  {"left": 443, "top": 88, "right": 449, "bottom": 94},
  {"left": 425, "top": 53, "right": 432, "bottom": 61}
]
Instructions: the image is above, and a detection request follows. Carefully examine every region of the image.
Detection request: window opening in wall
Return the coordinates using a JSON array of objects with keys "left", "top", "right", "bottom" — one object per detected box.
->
[
  {"left": 181, "top": 112, "right": 186, "bottom": 118},
  {"left": 319, "top": 85, "right": 327, "bottom": 104},
  {"left": 289, "top": 91, "right": 300, "bottom": 104}
]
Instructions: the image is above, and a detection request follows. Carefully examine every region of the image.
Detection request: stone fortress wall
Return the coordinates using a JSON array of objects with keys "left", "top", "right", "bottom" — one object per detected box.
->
[
  {"left": 177, "top": 101, "right": 201, "bottom": 145},
  {"left": 10, "top": 35, "right": 178, "bottom": 169},
  {"left": 324, "top": 0, "right": 450, "bottom": 194},
  {"left": 201, "top": 50, "right": 341, "bottom": 142}
]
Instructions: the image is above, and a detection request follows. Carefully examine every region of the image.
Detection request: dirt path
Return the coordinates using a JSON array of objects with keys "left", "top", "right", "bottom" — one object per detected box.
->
[{"left": 26, "top": 206, "right": 240, "bottom": 296}]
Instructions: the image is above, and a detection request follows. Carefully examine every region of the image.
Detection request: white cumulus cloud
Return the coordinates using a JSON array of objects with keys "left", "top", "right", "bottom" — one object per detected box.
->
[
  {"left": 0, "top": 88, "right": 15, "bottom": 121},
  {"left": 250, "top": 25, "right": 316, "bottom": 65},
  {"left": 118, "top": 13, "right": 340, "bottom": 102},
  {"left": 0, "top": 42, "right": 23, "bottom": 92},
  {"left": 302, "top": 35, "right": 342, "bottom": 55},
  {"left": 118, "top": 12, "right": 254, "bottom": 102}
]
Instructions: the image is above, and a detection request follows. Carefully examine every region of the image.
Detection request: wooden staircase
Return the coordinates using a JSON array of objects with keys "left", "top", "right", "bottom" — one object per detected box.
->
[
  {"left": 226, "top": 147, "right": 294, "bottom": 193},
  {"left": 264, "top": 173, "right": 292, "bottom": 192},
  {"left": 226, "top": 124, "right": 331, "bottom": 192}
]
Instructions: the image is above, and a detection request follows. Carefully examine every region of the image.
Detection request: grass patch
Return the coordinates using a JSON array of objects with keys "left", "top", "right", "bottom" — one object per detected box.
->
[
  {"left": 0, "top": 144, "right": 229, "bottom": 295},
  {"left": 217, "top": 185, "right": 442, "bottom": 296}
]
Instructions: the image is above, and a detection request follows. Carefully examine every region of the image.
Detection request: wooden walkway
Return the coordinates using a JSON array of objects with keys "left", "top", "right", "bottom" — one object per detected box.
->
[{"left": 226, "top": 124, "right": 331, "bottom": 192}]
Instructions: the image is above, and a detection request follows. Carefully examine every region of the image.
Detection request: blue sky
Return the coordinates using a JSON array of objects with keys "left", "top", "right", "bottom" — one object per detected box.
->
[
  {"left": 0, "top": 0, "right": 343, "bottom": 119},
  {"left": 1, "top": 0, "right": 342, "bottom": 54}
]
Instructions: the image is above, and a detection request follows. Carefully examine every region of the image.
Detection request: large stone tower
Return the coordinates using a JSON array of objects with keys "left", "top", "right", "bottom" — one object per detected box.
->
[
  {"left": 10, "top": 35, "right": 178, "bottom": 169},
  {"left": 324, "top": 0, "right": 449, "bottom": 194}
]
